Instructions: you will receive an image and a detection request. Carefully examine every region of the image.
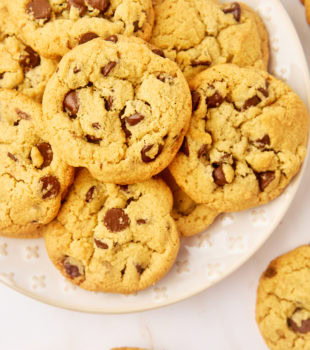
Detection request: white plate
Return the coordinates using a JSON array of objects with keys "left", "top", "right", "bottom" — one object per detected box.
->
[{"left": 0, "top": 0, "right": 309, "bottom": 314}]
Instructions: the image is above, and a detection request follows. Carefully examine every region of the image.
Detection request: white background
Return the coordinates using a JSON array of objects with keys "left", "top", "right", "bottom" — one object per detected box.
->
[{"left": 1, "top": 1, "right": 309, "bottom": 349}]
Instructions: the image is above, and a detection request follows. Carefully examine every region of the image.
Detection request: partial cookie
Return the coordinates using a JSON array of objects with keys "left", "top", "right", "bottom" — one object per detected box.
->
[
  {"left": 161, "top": 169, "right": 219, "bottom": 237},
  {"left": 0, "top": 89, "right": 74, "bottom": 238},
  {"left": 256, "top": 246, "right": 310, "bottom": 350},
  {"left": 44, "top": 169, "right": 180, "bottom": 294},
  {"left": 150, "top": 0, "right": 269, "bottom": 80},
  {"left": 169, "top": 64, "right": 308, "bottom": 212},
  {"left": 41, "top": 36, "right": 191, "bottom": 184},
  {"left": 0, "top": 3, "right": 57, "bottom": 102},
  {"left": 8, "top": 0, "right": 154, "bottom": 58}
]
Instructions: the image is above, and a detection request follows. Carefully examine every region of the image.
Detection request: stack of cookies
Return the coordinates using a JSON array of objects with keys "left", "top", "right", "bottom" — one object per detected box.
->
[{"left": 0, "top": 0, "right": 308, "bottom": 294}]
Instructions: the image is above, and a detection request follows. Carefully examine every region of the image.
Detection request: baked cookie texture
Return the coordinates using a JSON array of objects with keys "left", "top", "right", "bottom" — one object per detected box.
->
[
  {"left": 150, "top": 0, "right": 269, "bottom": 80},
  {"left": 169, "top": 64, "right": 309, "bottom": 212},
  {"left": 8, "top": 0, "right": 154, "bottom": 58},
  {"left": 161, "top": 169, "right": 219, "bottom": 237},
  {"left": 0, "top": 89, "right": 75, "bottom": 238},
  {"left": 44, "top": 169, "right": 180, "bottom": 294},
  {"left": 0, "top": 3, "right": 57, "bottom": 102},
  {"left": 41, "top": 36, "right": 191, "bottom": 184},
  {"left": 256, "top": 246, "right": 310, "bottom": 350}
]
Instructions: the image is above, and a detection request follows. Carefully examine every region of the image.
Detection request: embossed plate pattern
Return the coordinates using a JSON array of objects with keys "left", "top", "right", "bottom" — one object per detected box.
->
[{"left": 0, "top": 0, "right": 309, "bottom": 313}]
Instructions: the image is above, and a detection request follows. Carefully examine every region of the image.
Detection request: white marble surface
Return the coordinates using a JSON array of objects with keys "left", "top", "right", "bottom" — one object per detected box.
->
[{"left": 0, "top": 1, "right": 309, "bottom": 349}]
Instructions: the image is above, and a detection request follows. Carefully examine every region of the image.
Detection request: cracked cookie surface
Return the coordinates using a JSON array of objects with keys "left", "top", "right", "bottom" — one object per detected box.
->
[
  {"left": 0, "top": 89, "right": 74, "bottom": 238},
  {"left": 8, "top": 0, "right": 154, "bottom": 58},
  {"left": 150, "top": 0, "right": 269, "bottom": 81},
  {"left": 169, "top": 64, "right": 309, "bottom": 212},
  {"left": 256, "top": 246, "right": 310, "bottom": 350},
  {"left": 0, "top": 3, "right": 57, "bottom": 102},
  {"left": 41, "top": 36, "right": 191, "bottom": 184},
  {"left": 43, "top": 168, "right": 180, "bottom": 294}
]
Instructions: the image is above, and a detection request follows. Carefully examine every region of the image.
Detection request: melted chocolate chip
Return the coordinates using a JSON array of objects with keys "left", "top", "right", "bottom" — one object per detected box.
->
[
  {"left": 258, "top": 86, "right": 269, "bottom": 98},
  {"left": 222, "top": 2, "right": 241, "bottom": 22},
  {"left": 0, "top": 73, "right": 4, "bottom": 79},
  {"left": 105, "top": 35, "right": 118, "bottom": 43},
  {"left": 79, "top": 32, "right": 98, "bottom": 45},
  {"left": 7, "top": 152, "right": 17, "bottom": 162},
  {"left": 191, "top": 60, "right": 211, "bottom": 67},
  {"left": 40, "top": 175, "right": 60, "bottom": 199},
  {"left": 104, "top": 208, "right": 130, "bottom": 232},
  {"left": 15, "top": 109, "right": 30, "bottom": 120},
  {"left": 197, "top": 144, "right": 209, "bottom": 159},
  {"left": 86, "top": 135, "right": 101, "bottom": 144},
  {"left": 133, "top": 20, "right": 139, "bottom": 32},
  {"left": 137, "top": 219, "right": 146, "bottom": 225},
  {"left": 264, "top": 266, "right": 277, "bottom": 278},
  {"left": 243, "top": 95, "right": 261, "bottom": 110},
  {"left": 121, "top": 117, "right": 131, "bottom": 138},
  {"left": 68, "top": 0, "right": 87, "bottom": 15},
  {"left": 19, "top": 46, "right": 41, "bottom": 72},
  {"left": 101, "top": 61, "right": 116, "bottom": 77},
  {"left": 288, "top": 317, "right": 310, "bottom": 334},
  {"left": 152, "top": 49, "right": 165, "bottom": 58},
  {"left": 63, "top": 90, "right": 79, "bottom": 118},
  {"left": 206, "top": 91, "right": 224, "bottom": 108},
  {"left": 87, "top": 0, "right": 110, "bottom": 12},
  {"left": 126, "top": 113, "right": 144, "bottom": 126},
  {"left": 73, "top": 67, "right": 81, "bottom": 73},
  {"left": 180, "top": 137, "right": 189, "bottom": 156},
  {"left": 26, "top": 0, "right": 52, "bottom": 21},
  {"left": 212, "top": 164, "right": 227, "bottom": 186},
  {"left": 136, "top": 264, "right": 145, "bottom": 274},
  {"left": 191, "top": 91, "right": 201, "bottom": 112},
  {"left": 63, "top": 257, "right": 82, "bottom": 278},
  {"left": 141, "top": 144, "right": 163, "bottom": 163},
  {"left": 37, "top": 142, "right": 53, "bottom": 168},
  {"left": 104, "top": 96, "right": 113, "bottom": 111},
  {"left": 94, "top": 238, "right": 108, "bottom": 249},
  {"left": 256, "top": 135, "right": 270, "bottom": 148},
  {"left": 257, "top": 171, "right": 275, "bottom": 191},
  {"left": 85, "top": 186, "right": 96, "bottom": 202},
  {"left": 92, "top": 122, "right": 101, "bottom": 129}
]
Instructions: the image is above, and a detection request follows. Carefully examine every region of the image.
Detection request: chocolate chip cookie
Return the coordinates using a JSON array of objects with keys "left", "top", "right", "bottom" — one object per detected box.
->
[
  {"left": 150, "top": 0, "right": 269, "bottom": 80},
  {"left": 161, "top": 169, "right": 219, "bottom": 237},
  {"left": 256, "top": 246, "right": 310, "bottom": 350},
  {"left": 0, "top": 3, "right": 57, "bottom": 102},
  {"left": 43, "top": 169, "right": 180, "bottom": 294},
  {"left": 8, "top": 0, "right": 154, "bottom": 58},
  {"left": 0, "top": 89, "right": 74, "bottom": 238},
  {"left": 41, "top": 36, "right": 191, "bottom": 184},
  {"left": 169, "top": 64, "right": 308, "bottom": 212}
]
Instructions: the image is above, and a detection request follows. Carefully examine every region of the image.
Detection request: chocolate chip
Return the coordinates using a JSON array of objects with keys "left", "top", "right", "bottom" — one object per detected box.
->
[
  {"left": 7, "top": 152, "right": 17, "bottom": 162},
  {"left": 256, "top": 135, "right": 270, "bottom": 148},
  {"left": 180, "top": 137, "right": 189, "bottom": 156},
  {"left": 141, "top": 144, "right": 163, "bottom": 163},
  {"left": 63, "top": 257, "right": 82, "bottom": 278},
  {"left": 206, "top": 91, "right": 224, "bottom": 108},
  {"left": 104, "top": 208, "right": 130, "bottom": 232},
  {"left": 191, "top": 91, "right": 201, "bottom": 112},
  {"left": 92, "top": 122, "right": 101, "bottom": 129},
  {"left": 79, "top": 32, "right": 98, "bottom": 45},
  {"left": 152, "top": 49, "right": 165, "bottom": 58},
  {"left": 19, "top": 46, "right": 41, "bottom": 72},
  {"left": 63, "top": 90, "right": 79, "bottom": 118},
  {"left": 222, "top": 2, "right": 241, "bottom": 22},
  {"left": 288, "top": 317, "right": 310, "bottom": 334},
  {"left": 85, "top": 186, "right": 96, "bottom": 202},
  {"left": 15, "top": 109, "right": 30, "bottom": 120},
  {"left": 68, "top": 0, "right": 86, "bottom": 15},
  {"left": 73, "top": 67, "right": 81, "bottom": 73},
  {"left": 137, "top": 219, "right": 146, "bottom": 224},
  {"left": 126, "top": 113, "right": 144, "bottom": 126},
  {"left": 13, "top": 120, "right": 20, "bottom": 127},
  {"left": 136, "top": 264, "right": 145, "bottom": 274},
  {"left": 87, "top": 0, "right": 110, "bottom": 12},
  {"left": 212, "top": 164, "right": 227, "bottom": 186},
  {"left": 264, "top": 266, "right": 277, "bottom": 278},
  {"left": 0, "top": 73, "right": 4, "bottom": 79},
  {"left": 121, "top": 265, "right": 126, "bottom": 277},
  {"left": 94, "top": 238, "right": 108, "bottom": 249},
  {"left": 119, "top": 185, "right": 128, "bottom": 191},
  {"left": 258, "top": 86, "right": 269, "bottom": 98},
  {"left": 197, "top": 144, "right": 209, "bottom": 159},
  {"left": 101, "top": 61, "right": 116, "bottom": 77},
  {"left": 191, "top": 60, "right": 211, "bottom": 67},
  {"left": 257, "top": 171, "right": 275, "bottom": 191},
  {"left": 37, "top": 142, "right": 53, "bottom": 168},
  {"left": 243, "top": 95, "right": 261, "bottom": 110},
  {"left": 26, "top": 0, "right": 52, "bottom": 21},
  {"left": 105, "top": 35, "right": 118, "bottom": 43},
  {"left": 104, "top": 96, "right": 113, "bottom": 111},
  {"left": 86, "top": 135, "right": 101, "bottom": 144},
  {"left": 40, "top": 175, "right": 60, "bottom": 199},
  {"left": 121, "top": 117, "right": 131, "bottom": 138},
  {"left": 133, "top": 20, "right": 139, "bottom": 32}
]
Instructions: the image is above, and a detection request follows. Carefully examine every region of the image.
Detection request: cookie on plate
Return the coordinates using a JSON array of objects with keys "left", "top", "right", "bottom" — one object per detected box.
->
[
  {"left": 0, "top": 3, "right": 57, "bottom": 102},
  {"left": 150, "top": 0, "right": 269, "bottom": 80},
  {"left": 0, "top": 89, "right": 74, "bottom": 238},
  {"left": 161, "top": 169, "right": 219, "bottom": 237},
  {"left": 41, "top": 36, "right": 191, "bottom": 184},
  {"left": 169, "top": 64, "right": 309, "bottom": 212},
  {"left": 256, "top": 246, "right": 310, "bottom": 350},
  {"left": 44, "top": 169, "right": 180, "bottom": 294},
  {"left": 8, "top": 0, "right": 154, "bottom": 58}
]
